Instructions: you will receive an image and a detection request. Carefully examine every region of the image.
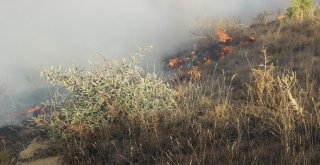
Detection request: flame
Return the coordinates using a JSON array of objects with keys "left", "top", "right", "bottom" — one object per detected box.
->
[
  {"left": 168, "top": 58, "right": 178, "bottom": 68},
  {"left": 219, "top": 45, "right": 233, "bottom": 59},
  {"left": 248, "top": 34, "right": 256, "bottom": 41},
  {"left": 239, "top": 41, "right": 250, "bottom": 46},
  {"left": 217, "top": 29, "right": 232, "bottom": 43},
  {"left": 23, "top": 106, "right": 42, "bottom": 115},
  {"left": 164, "top": 27, "right": 258, "bottom": 81},
  {"left": 168, "top": 57, "right": 191, "bottom": 68},
  {"left": 276, "top": 15, "right": 285, "bottom": 21}
]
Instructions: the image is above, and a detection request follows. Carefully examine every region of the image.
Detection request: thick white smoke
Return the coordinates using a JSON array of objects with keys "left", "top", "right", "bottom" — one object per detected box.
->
[{"left": 0, "top": 0, "right": 288, "bottom": 126}]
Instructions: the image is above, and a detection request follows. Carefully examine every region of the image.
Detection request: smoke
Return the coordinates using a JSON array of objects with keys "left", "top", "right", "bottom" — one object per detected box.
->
[{"left": 0, "top": 0, "right": 288, "bottom": 126}]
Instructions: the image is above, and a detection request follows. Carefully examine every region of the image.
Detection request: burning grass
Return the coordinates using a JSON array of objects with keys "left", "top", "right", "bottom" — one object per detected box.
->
[{"left": 2, "top": 13, "right": 320, "bottom": 165}]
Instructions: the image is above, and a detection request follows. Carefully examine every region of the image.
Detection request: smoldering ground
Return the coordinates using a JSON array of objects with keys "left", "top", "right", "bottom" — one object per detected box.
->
[{"left": 0, "top": 0, "right": 289, "bottom": 126}]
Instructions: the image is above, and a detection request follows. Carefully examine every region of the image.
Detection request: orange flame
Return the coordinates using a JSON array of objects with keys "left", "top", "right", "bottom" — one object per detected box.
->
[
  {"left": 239, "top": 41, "right": 250, "bottom": 46},
  {"left": 23, "top": 106, "right": 42, "bottom": 115},
  {"left": 217, "top": 29, "right": 232, "bottom": 43},
  {"left": 168, "top": 57, "right": 191, "bottom": 68},
  {"left": 219, "top": 45, "right": 233, "bottom": 59},
  {"left": 248, "top": 34, "right": 256, "bottom": 41},
  {"left": 168, "top": 58, "right": 178, "bottom": 68},
  {"left": 276, "top": 15, "right": 285, "bottom": 21}
]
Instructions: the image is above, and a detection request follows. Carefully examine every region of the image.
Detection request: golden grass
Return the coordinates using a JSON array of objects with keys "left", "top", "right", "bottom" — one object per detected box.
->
[{"left": 24, "top": 17, "right": 320, "bottom": 164}]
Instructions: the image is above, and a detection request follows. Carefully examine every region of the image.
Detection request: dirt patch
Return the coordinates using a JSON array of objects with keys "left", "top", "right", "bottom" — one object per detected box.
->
[
  {"left": 17, "top": 156, "right": 63, "bottom": 165},
  {"left": 16, "top": 138, "right": 63, "bottom": 165},
  {"left": 19, "top": 138, "right": 49, "bottom": 159}
]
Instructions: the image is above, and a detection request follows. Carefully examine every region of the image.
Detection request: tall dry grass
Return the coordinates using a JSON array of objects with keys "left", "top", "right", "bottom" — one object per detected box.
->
[{"left": 25, "top": 16, "right": 320, "bottom": 165}]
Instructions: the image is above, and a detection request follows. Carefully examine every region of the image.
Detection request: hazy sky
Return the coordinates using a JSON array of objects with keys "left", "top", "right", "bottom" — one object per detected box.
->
[{"left": 0, "top": 0, "right": 289, "bottom": 122}]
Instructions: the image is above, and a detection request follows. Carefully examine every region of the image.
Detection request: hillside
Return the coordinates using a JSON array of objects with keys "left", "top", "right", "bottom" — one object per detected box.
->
[{"left": 1, "top": 17, "right": 320, "bottom": 164}]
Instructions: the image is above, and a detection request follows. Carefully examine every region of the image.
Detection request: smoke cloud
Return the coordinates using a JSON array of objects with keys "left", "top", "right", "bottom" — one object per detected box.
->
[{"left": 0, "top": 0, "right": 288, "bottom": 126}]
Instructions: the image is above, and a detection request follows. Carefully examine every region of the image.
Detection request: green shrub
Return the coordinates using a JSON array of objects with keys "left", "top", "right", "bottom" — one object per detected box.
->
[
  {"left": 34, "top": 47, "right": 177, "bottom": 141},
  {"left": 286, "top": 0, "right": 315, "bottom": 19}
]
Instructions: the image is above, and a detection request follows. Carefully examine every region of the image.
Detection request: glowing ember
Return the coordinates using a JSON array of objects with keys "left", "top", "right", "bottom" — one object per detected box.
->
[
  {"left": 164, "top": 26, "right": 257, "bottom": 82},
  {"left": 276, "top": 15, "right": 285, "bottom": 21},
  {"left": 239, "top": 41, "right": 250, "bottom": 46},
  {"left": 240, "top": 35, "right": 256, "bottom": 46},
  {"left": 219, "top": 45, "right": 233, "bottom": 59},
  {"left": 217, "top": 29, "right": 232, "bottom": 43},
  {"left": 168, "top": 58, "right": 178, "bottom": 67},
  {"left": 168, "top": 57, "right": 192, "bottom": 68},
  {"left": 23, "top": 106, "right": 43, "bottom": 115},
  {"left": 248, "top": 35, "right": 256, "bottom": 41}
]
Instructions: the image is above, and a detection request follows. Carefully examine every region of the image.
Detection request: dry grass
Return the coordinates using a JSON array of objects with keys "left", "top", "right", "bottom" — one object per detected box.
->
[{"left": 23, "top": 17, "right": 320, "bottom": 164}]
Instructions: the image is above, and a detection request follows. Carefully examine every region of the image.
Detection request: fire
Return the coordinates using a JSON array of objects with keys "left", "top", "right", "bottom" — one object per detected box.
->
[
  {"left": 168, "top": 57, "right": 191, "bottom": 68},
  {"left": 217, "top": 29, "right": 232, "bottom": 43},
  {"left": 23, "top": 106, "right": 43, "bottom": 115},
  {"left": 216, "top": 29, "right": 233, "bottom": 58},
  {"left": 239, "top": 41, "right": 249, "bottom": 46},
  {"left": 239, "top": 35, "right": 256, "bottom": 46},
  {"left": 248, "top": 35, "right": 256, "bottom": 41},
  {"left": 219, "top": 45, "right": 233, "bottom": 59},
  {"left": 164, "top": 25, "right": 257, "bottom": 82},
  {"left": 168, "top": 58, "right": 178, "bottom": 68},
  {"left": 276, "top": 14, "right": 285, "bottom": 21}
]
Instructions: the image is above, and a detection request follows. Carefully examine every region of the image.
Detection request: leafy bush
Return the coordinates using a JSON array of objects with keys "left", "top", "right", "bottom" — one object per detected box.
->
[
  {"left": 286, "top": 0, "right": 314, "bottom": 19},
  {"left": 34, "top": 47, "right": 177, "bottom": 141}
]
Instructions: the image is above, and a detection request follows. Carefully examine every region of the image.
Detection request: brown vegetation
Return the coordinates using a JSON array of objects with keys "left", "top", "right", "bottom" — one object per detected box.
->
[{"left": 2, "top": 13, "right": 320, "bottom": 165}]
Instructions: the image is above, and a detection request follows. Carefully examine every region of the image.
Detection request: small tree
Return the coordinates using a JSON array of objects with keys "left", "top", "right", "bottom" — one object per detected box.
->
[{"left": 286, "top": 0, "right": 315, "bottom": 19}]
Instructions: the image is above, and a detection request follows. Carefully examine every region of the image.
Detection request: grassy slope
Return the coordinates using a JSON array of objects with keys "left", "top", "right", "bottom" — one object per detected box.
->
[
  {"left": 59, "top": 18, "right": 320, "bottom": 164},
  {"left": 2, "top": 18, "right": 320, "bottom": 165}
]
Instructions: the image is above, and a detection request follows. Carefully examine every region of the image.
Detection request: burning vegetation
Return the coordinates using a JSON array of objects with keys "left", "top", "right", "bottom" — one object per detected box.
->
[
  {"left": 164, "top": 26, "right": 256, "bottom": 81},
  {"left": 217, "top": 28, "right": 232, "bottom": 42},
  {"left": 3, "top": 4, "right": 320, "bottom": 164}
]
